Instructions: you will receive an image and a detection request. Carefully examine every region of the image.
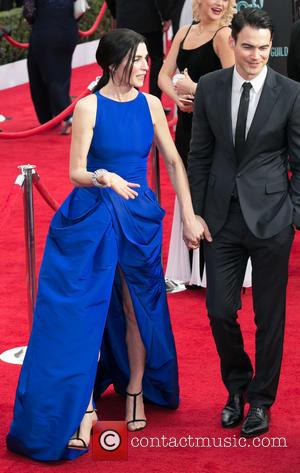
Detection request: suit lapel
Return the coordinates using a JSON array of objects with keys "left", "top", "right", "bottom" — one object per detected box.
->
[{"left": 240, "top": 68, "right": 282, "bottom": 168}]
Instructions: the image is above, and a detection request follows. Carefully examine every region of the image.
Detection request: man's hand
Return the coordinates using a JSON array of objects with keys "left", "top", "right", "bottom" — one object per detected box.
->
[{"left": 195, "top": 215, "right": 212, "bottom": 242}]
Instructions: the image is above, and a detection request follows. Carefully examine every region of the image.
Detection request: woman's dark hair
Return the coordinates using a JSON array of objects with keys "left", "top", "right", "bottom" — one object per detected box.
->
[
  {"left": 231, "top": 8, "right": 274, "bottom": 42},
  {"left": 93, "top": 28, "right": 145, "bottom": 92}
]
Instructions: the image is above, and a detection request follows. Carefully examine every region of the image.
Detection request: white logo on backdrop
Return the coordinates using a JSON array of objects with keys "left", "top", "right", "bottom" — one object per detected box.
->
[{"left": 237, "top": 1, "right": 264, "bottom": 11}]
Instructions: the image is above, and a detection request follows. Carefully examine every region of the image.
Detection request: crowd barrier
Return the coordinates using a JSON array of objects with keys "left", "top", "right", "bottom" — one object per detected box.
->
[
  {"left": 0, "top": 165, "right": 60, "bottom": 364},
  {"left": 0, "top": 166, "right": 59, "bottom": 327}
]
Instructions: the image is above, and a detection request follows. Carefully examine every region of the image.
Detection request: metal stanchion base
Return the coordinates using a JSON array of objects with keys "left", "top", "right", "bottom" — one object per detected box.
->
[
  {"left": 0, "top": 346, "right": 27, "bottom": 365},
  {"left": 165, "top": 279, "right": 187, "bottom": 294}
]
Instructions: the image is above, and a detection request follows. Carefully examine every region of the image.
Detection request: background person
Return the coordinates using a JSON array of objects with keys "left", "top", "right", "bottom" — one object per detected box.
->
[{"left": 27, "top": 0, "right": 78, "bottom": 133}]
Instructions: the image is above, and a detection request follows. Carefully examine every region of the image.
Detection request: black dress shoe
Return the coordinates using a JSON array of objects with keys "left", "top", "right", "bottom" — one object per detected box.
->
[
  {"left": 221, "top": 393, "right": 244, "bottom": 428},
  {"left": 241, "top": 406, "right": 269, "bottom": 437}
]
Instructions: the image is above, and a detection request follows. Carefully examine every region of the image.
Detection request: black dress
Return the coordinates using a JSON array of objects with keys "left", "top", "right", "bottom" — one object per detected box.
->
[
  {"left": 27, "top": 0, "right": 79, "bottom": 124},
  {"left": 175, "top": 24, "right": 222, "bottom": 168}
]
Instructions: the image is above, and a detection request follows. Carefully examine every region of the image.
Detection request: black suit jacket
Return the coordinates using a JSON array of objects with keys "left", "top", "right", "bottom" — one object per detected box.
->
[
  {"left": 187, "top": 66, "right": 300, "bottom": 239},
  {"left": 106, "top": 0, "right": 172, "bottom": 33}
]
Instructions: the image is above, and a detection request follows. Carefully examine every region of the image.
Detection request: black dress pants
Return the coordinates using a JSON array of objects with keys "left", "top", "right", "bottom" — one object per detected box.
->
[
  {"left": 142, "top": 31, "right": 164, "bottom": 99},
  {"left": 27, "top": 11, "right": 78, "bottom": 124},
  {"left": 204, "top": 200, "right": 294, "bottom": 408}
]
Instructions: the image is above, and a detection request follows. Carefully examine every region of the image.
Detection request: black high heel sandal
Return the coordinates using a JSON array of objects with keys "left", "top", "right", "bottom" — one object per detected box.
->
[
  {"left": 68, "top": 409, "right": 98, "bottom": 450},
  {"left": 60, "top": 118, "right": 72, "bottom": 135},
  {"left": 126, "top": 390, "right": 147, "bottom": 431}
]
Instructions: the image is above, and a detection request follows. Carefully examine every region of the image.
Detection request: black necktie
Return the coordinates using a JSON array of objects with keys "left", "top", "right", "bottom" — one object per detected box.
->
[{"left": 235, "top": 82, "right": 252, "bottom": 162}]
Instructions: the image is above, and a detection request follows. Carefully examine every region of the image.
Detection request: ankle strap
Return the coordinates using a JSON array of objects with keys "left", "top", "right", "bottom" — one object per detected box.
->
[{"left": 126, "top": 390, "right": 142, "bottom": 397}]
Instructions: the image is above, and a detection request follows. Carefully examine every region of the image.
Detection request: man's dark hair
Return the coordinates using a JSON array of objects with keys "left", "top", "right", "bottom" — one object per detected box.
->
[{"left": 231, "top": 8, "right": 274, "bottom": 42}]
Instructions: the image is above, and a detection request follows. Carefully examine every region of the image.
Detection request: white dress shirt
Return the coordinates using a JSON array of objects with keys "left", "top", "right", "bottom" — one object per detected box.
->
[{"left": 231, "top": 65, "right": 268, "bottom": 142}]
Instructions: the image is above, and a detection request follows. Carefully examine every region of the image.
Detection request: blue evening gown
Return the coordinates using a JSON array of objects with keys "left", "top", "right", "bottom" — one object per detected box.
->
[{"left": 6, "top": 91, "right": 179, "bottom": 461}]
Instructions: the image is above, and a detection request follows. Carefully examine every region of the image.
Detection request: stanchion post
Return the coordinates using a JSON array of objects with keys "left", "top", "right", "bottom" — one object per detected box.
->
[
  {"left": 18, "top": 164, "right": 37, "bottom": 331},
  {"left": 151, "top": 146, "right": 163, "bottom": 265}
]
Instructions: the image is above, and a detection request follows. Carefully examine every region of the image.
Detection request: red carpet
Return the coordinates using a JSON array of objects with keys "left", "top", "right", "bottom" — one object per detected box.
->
[{"left": 0, "top": 64, "right": 299, "bottom": 473}]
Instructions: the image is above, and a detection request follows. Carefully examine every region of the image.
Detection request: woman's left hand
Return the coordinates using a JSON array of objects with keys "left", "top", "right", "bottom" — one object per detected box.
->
[
  {"left": 174, "top": 69, "right": 195, "bottom": 97},
  {"left": 104, "top": 172, "right": 140, "bottom": 200},
  {"left": 177, "top": 95, "right": 194, "bottom": 113}
]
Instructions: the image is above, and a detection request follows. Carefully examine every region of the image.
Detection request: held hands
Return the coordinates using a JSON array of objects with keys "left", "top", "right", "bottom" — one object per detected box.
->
[
  {"left": 183, "top": 215, "right": 212, "bottom": 249},
  {"left": 101, "top": 172, "right": 140, "bottom": 200}
]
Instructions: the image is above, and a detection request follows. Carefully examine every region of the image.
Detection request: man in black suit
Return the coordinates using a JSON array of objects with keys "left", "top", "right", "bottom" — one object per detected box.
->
[
  {"left": 170, "top": 0, "right": 185, "bottom": 36},
  {"left": 287, "top": 19, "right": 300, "bottom": 82},
  {"left": 106, "top": 0, "right": 172, "bottom": 99},
  {"left": 187, "top": 8, "right": 300, "bottom": 437}
]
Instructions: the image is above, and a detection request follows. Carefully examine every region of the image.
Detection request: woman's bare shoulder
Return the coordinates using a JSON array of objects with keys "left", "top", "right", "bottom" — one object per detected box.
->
[
  {"left": 172, "top": 24, "right": 191, "bottom": 44},
  {"left": 214, "top": 26, "right": 232, "bottom": 42},
  {"left": 75, "top": 94, "right": 97, "bottom": 114},
  {"left": 142, "top": 93, "right": 162, "bottom": 111},
  {"left": 141, "top": 93, "right": 164, "bottom": 125}
]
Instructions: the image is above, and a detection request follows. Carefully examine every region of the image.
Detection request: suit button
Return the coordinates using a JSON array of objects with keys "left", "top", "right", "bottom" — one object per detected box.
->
[{"left": 236, "top": 173, "right": 241, "bottom": 178}]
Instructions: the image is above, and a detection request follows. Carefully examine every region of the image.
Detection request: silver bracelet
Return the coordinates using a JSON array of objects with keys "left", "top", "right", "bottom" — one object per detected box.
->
[{"left": 91, "top": 169, "right": 109, "bottom": 188}]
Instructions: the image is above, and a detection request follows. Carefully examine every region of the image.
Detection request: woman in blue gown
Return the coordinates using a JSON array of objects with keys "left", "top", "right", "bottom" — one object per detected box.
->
[{"left": 7, "top": 28, "right": 206, "bottom": 461}]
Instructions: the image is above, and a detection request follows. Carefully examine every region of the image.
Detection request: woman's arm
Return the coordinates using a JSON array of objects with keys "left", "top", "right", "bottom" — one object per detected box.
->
[
  {"left": 145, "top": 93, "right": 211, "bottom": 246},
  {"left": 69, "top": 95, "right": 140, "bottom": 199},
  {"left": 213, "top": 26, "right": 235, "bottom": 68},
  {"left": 69, "top": 95, "right": 97, "bottom": 187},
  {"left": 158, "top": 26, "right": 193, "bottom": 113}
]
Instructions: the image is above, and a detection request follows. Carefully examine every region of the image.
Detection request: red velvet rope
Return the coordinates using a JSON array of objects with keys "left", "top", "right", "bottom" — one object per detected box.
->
[
  {"left": 1, "top": 3, "right": 107, "bottom": 49},
  {"left": 33, "top": 175, "right": 60, "bottom": 211},
  {"left": 0, "top": 173, "right": 59, "bottom": 233},
  {"left": 3, "top": 33, "right": 29, "bottom": 48},
  {"left": 79, "top": 2, "right": 107, "bottom": 37},
  {"left": 0, "top": 87, "right": 92, "bottom": 139}
]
